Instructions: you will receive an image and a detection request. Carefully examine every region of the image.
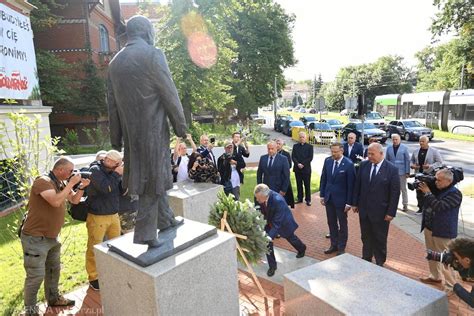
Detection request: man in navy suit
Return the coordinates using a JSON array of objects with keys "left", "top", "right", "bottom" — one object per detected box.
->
[
  {"left": 320, "top": 142, "right": 356, "bottom": 255},
  {"left": 344, "top": 132, "right": 364, "bottom": 164},
  {"left": 257, "top": 141, "right": 290, "bottom": 196},
  {"left": 353, "top": 143, "right": 400, "bottom": 267},
  {"left": 254, "top": 184, "right": 306, "bottom": 277}
]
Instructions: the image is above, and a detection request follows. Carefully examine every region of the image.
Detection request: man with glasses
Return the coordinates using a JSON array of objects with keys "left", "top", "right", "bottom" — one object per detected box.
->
[
  {"left": 20, "top": 157, "right": 90, "bottom": 315},
  {"left": 85, "top": 150, "right": 124, "bottom": 291}
]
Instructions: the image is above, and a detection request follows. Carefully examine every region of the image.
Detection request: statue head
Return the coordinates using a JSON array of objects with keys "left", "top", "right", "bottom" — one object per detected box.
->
[{"left": 126, "top": 15, "right": 155, "bottom": 45}]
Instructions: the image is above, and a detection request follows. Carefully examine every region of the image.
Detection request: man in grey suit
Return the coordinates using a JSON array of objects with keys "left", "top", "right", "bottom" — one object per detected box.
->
[
  {"left": 107, "top": 16, "right": 188, "bottom": 247},
  {"left": 410, "top": 135, "right": 443, "bottom": 213},
  {"left": 386, "top": 134, "right": 411, "bottom": 212}
]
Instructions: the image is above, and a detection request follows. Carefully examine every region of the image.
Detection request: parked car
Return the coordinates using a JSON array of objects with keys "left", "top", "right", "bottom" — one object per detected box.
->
[
  {"left": 299, "top": 115, "right": 318, "bottom": 124},
  {"left": 282, "top": 120, "right": 305, "bottom": 136},
  {"left": 321, "top": 119, "right": 345, "bottom": 132},
  {"left": 309, "top": 108, "right": 317, "bottom": 114},
  {"left": 298, "top": 108, "right": 307, "bottom": 113},
  {"left": 340, "top": 109, "right": 349, "bottom": 116},
  {"left": 348, "top": 111, "right": 386, "bottom": 130},
  {"left": 386, "top": 120, "right": 434, "bottom": 141},
  {"left": 306, "top": 122, "right": 336, "bottom": 144},
  {"left": 251, "top": 115, "right": 266, "bottom": 125},
  {"left": 341, "top": 122, "right": 387, "bottom": 144},
  {"left": 274, "top": 115, "right": 293, "bottom": 132}
]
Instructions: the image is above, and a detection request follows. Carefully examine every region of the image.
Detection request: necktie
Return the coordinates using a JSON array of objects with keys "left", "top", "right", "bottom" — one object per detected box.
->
[
  {"left": 333, "top": 161, "right": 339, "bottom": 175},
  {"left": 268, "top": 156, "right": 273, "bottom": 168},
  {"left": 370, "top": 163, "right": 377, "bottom": 182},
  {"left": 348, "top": 145, "right": 352, "bottom": 156}
]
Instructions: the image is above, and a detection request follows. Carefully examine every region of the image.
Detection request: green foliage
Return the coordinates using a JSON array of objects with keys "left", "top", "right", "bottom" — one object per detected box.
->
[
  {"left": 208, "top": 191, "right": 268, "bottom": 264},
  {"left": 0, "top": 212, "right": 88, "bottom": 315},
  {"left": 415, "top": 38, "right": 470, "bottom": 91},
  {"left": 74, "top": 58, "right": 107, "bottom": 117},
  {"left": 430, "top": 0, "right": 473, "bottom": 37},
  {"left": 0, "top": 111, "right": 63, "bottom": 237},
  {"left": 82, "top": 126, "right": 111, "bottom": 152},
  {"left": 320, "top": 55, "right": 413, "bottom": 111},
  {"left": 28, "top": 0, "right": 64, "bottom": 33},
  {"left": 62, "top": 129, "right": 80, "bottom": 154},
  {"left": 229, "top": 0, "right": 295, "bottom": 117},
  {"left": 35, "top": 50, "right": 79, "bottom": 112}
]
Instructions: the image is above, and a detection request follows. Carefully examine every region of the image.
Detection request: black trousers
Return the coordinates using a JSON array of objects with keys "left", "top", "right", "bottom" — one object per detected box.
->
[
  {"left": 359, "top": 215, "right": 390, "bottom": 265},
  {"left": 416, "top": 189, "right": 424, "bottom": 210},
  {"left": 265, "top": 227, "right": 306, "bottom": 269},
  {"left": 325, "top": 201, "right": 348, "bottom": 250},
  {"left": 295, "top": 172, "right": 311, "bottom": 202}
]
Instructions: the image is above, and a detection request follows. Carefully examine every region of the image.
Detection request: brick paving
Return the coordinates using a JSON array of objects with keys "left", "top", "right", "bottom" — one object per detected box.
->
[{"left": 38, "top": 191, "right": 473, "bottom": 315}]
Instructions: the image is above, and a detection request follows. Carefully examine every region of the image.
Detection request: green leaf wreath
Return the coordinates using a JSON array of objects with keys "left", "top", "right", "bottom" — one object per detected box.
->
[{"left": 209, "top": 191, "right": 269, "bottom": 265}]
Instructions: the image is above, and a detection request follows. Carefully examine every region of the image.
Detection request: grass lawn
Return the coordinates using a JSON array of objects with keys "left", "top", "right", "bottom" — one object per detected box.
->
[
  {"left": 239, "top": 169, "right": 320, "bottom": 202},
  {"left": 0, "top": 213, "right": 88, "bottom": 315}
]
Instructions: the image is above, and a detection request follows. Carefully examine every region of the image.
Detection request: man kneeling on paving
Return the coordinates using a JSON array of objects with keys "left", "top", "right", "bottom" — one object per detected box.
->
[{"left": 254, "top": 184, "right": 306, "bottom": 277}]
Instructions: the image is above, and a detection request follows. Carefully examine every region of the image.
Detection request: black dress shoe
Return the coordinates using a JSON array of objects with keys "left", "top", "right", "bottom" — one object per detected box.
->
[
  {"left": 325, "top": 233, "right": 331, "bottom": 239},
  {"left": 324, "top": 246, "right": 338, "bottom": 254},
  {"left": 296, "top": 246, "right": 306, "bottom": 258},
  {"left": 337, "top": 249, "right": 345, "bottom": 255},
  {"left": 267, "top": 267, "right": 277, "bottom": 277},
  {"left": 306, "top": 201, "right": 311, "bottom": 206}
]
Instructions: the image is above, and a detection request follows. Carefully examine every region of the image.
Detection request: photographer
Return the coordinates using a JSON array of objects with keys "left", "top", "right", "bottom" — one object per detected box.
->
[
  {"left": 171, "top": 134, "right": 197, "bottom": 182},
  {"left": 232, "top": 131, "right": 250, "bottom": 158},
  {"left": 449, "top": 238, "right": 474, "bottom": 307},
  {"left": 410, "top": 135, "right": 443, "bottom": 213},
  {"left": 85, "top": 150, "right": 125, "bottom": 291},
  {"left": 418, "top": 169, "right": 463, "bottom": 295},
  {"left": 188, "top": 152, "right": 220, "bottom": 184},
  {"left": 197, "top": 134, "right": 217, "bottom": 167},
  {"left": 218, "top": 140, "right": 246, "bottom": 200},
  {"left": 20, "top": 157, "right": 90, "bottom": 315}
]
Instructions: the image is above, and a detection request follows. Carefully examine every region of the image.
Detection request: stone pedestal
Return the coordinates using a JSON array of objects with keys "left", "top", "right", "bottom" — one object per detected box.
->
[
  {"left": 167, "top": 181, "right": 221, "bottom": 224},
  {"left": 284, "top": 254, "right": 448, "bottom": 316},
  {"left": 94, "top": 220, "right": 239, "bottom": 315}
]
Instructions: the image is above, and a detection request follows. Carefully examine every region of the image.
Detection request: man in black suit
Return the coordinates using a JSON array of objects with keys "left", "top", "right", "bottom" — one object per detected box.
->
[
  {"left": 232, "top": 132, "right": 250, "bottom": 158},
  {"left": 292, "top": 132, "right": 313, "bottom": 206},
  {"left": 197, "top": 134, "right": 217, "bottom": 167},
  {"left": 257, "top": 141, "right": 290, "bottom": 196},
  {"left": 276, "top": 138, "right": 295, "bottom": 208},
  {"left": 352, "top": 143, "right": 400, "bottom": 267},
  {"left": 344, "top": 132, "right": 364, "bottom": 164}
]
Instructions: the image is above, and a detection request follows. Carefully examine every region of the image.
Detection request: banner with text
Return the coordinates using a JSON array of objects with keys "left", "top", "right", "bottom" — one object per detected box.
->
[{"left": 0, "top": 3, "right": 40, "bottom": 100}]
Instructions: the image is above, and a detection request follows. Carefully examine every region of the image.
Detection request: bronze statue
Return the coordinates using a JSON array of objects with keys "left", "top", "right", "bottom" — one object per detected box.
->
[{"left": 107, "top": 15, "right": 187, "bottom": 247}]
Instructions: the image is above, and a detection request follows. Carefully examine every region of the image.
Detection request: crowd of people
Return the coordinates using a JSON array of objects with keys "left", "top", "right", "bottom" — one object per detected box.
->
[{"left": 18, "top": 130, "right": 471, "bottom": 314}]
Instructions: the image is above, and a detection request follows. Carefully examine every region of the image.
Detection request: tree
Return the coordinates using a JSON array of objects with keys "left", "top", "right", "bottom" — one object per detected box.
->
[
  {"left": 229, "top": 0, "right": 296, "bottom": 117},
  {"left": 154, "top": 0, "right": 237, "bottom": 125},
  {"left": 429, "top": 0, "right": 473, "bottom": 89}
]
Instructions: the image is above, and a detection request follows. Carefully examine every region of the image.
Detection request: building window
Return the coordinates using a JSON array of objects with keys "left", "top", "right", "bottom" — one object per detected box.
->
[{"left": 99, "top": 24, "right": 110, "bottom": 53}]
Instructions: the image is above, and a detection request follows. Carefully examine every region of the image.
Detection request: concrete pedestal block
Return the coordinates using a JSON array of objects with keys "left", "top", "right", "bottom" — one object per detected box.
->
[
  {"left": 284, "top": 254, "right": 449, "bottom": 316},
  {"left": 167, "top": 181, "right": 221, "bottom": 224},
  {"left": 94, "top": 222, "right": 239, "bottom": 315}
]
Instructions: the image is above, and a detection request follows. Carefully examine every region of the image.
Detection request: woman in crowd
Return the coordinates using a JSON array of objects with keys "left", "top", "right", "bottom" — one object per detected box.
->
[
  {"left": 171, "top": 134, "right": 196, "bottom": 182},
  {"left": 188, "top": 152, "right": 220, "bottom": 184}
]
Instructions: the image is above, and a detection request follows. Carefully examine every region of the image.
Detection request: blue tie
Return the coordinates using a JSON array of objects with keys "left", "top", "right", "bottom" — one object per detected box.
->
[
  {"left": 333, "top": 161, "right": 339, "bottom": 175},
  {"left": 370, "top": 164, "right": 377, "bottom": 182},
  {"left": 268, "top": 156, "right": 273, "bottom": 168}
]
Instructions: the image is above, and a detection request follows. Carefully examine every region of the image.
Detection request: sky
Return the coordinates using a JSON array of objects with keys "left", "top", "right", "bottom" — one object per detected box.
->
[
  {"left": 276, "top": 0, "right": 451, "bottom": 82},
  {"left": 119, "top": 0, "right": 452, "bottom": 82}
]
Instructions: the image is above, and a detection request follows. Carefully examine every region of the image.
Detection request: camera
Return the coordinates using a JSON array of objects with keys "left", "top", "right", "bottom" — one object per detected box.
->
[
  {"left": 198, "top": 158, "right": 209, "bottom": 166},
  {"left": 426, "top": 249, "right": 455, "bottom": 265},
  {"left": 210, "top": 137, "right": 215, "bottom": 144},
  {"left": 68, "top": 170, "right": 92, "bottom": 181},
  {"left": 407, "top": 165, "right": 464, "bottom": 191}
]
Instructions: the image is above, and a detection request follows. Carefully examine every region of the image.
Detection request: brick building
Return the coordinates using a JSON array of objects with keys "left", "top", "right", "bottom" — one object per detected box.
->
[{"left": 34, "top": 0, "right": 125, "bottom": 141}]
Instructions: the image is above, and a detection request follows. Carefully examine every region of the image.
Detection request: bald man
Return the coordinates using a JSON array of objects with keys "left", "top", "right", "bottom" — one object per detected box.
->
[{"left": 353, "top": 143, "right": 400, "bottom": 267}]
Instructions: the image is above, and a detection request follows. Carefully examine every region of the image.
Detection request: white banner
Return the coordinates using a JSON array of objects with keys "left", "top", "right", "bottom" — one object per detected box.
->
[{"left": 0, "top": 3, "right": 40, "bottom": 100}]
